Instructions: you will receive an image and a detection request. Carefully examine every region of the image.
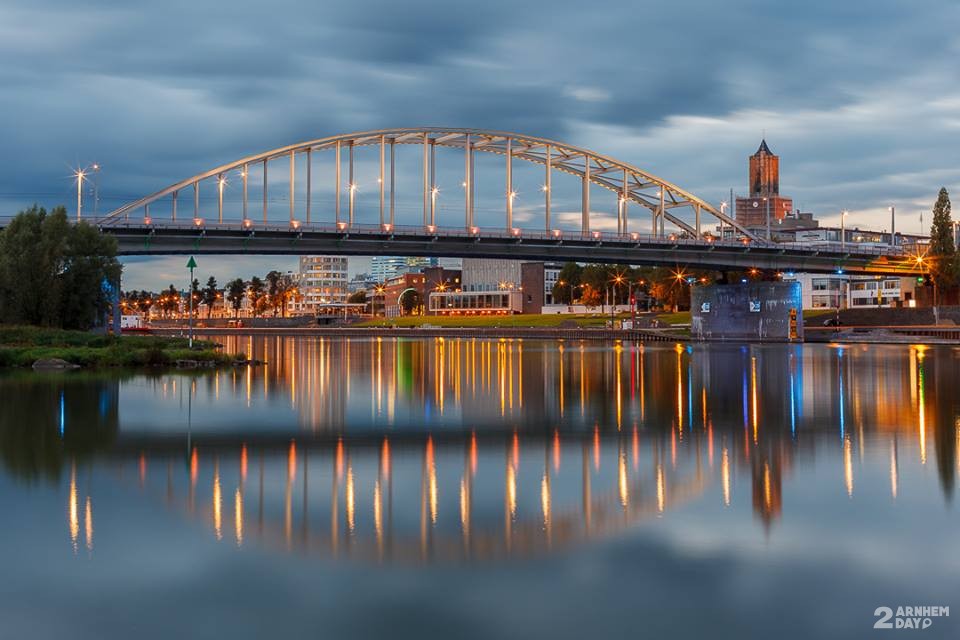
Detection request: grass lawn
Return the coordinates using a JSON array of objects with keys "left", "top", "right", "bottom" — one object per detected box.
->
[
  {"left": 802, "top": 309, "right": 834, "bottom": 321},
  {"left": 0, "top": 326, "right": 237, "bottom": 368},
  {"left": 651, "top": 311, "right": 691, "bottom": 325}
]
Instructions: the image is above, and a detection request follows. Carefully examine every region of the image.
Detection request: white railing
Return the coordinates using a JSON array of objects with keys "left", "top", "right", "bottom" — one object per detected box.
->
[{"left": 0, "top": 215, "right": 910, "bottom": 258}]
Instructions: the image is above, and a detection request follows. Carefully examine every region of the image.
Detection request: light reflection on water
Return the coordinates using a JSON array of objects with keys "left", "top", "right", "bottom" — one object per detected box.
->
[{"left": 1, "top": 338, "right": 958, "bottom": 639}]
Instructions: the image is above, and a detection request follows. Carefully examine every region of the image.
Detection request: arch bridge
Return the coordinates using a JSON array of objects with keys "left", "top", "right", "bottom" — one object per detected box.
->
[{"left": 96, "top": 128, "right": 916, "bottom": 274}]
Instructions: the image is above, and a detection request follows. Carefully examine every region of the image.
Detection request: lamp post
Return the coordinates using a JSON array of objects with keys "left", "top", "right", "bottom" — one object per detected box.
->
[
  {"left": 719, "top": 201, "right": 728, "bottom": 240},
  {"left": 841, "top": 210, "right": 849, "bottom": 250},
  {"left": 612, "top": 274, "right": 625, "bottom": 325},
  {"left": 764, "top": 197, "right": 771, "bottom": 241},
  {"left": 91, "top": 163, "right": 101, "bottom": 218},
  {"left": 348, "top": 183, "right": 357, "bottom": 226},
  {"left": 75, "top": 168, "right": 86, "bottom": 222}
]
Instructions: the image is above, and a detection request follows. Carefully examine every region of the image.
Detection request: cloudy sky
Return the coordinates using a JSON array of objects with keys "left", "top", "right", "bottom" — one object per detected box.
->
[{"left": 2, "top": 0, "right": 958, "bottom": 289}]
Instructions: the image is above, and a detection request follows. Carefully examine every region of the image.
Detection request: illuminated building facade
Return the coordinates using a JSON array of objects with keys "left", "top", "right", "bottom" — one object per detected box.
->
[
  {"left": 462, "top": 258, "right": 523, "bottom": 292},
  {"left": 293, "top": 256, "right": 348, "bottom": 313}
]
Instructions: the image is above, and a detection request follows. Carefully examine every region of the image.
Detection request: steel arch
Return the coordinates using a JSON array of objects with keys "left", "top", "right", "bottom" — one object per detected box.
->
[{"left": 103, "top": 127, "right": 756, "bottom": 240}]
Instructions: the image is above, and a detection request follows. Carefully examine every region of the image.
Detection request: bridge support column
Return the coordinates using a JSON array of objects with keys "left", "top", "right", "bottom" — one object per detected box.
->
[
  {"left": 505, "top": 138, "right": 513, "bottom": 230},
  {"left": 172, "top": 191, "right": 177, "bottom": 221},
  {"left": 193, "top": 183, "right": 199, "bottom": 221},
  {"left": 658, "top": 189, "right": 665, "bottom": 239},
  {"left": 263, "top": 160, "right": 268, "bottom": 224},
  {"left": 431, "top": 141, "right": 437, "bottom": 226},
  {"left": 348, "top": 143, "right": 355, "bottom": 225},
  {"left": 691, "top": 281, "right": 803, "bottom": 342},
  {"left": 464, "top": 134, "right": 472, "bottom": 229},
  {"left": 695, "top": 202, "right": 701, "bottom": 238},
  {"left": 379, "top": 136, "right": 385, "bottom": 227},
  {"left": 306, "top": 150, "right": 311, "bottom": 224},
  {"left": 620, "top": 168, "right": 628, "bottom": 236},
  {"left": 335, "top": 142, "right": 341, "bottom": 225},
  {"left": 242, "top": 165, "right": 248, "bottom": 222},
  {"left": 544, "top": 145, "right": 551, "bottom": 232},
  {"left": 217, "top": 174, "right": 224, "bottom": 223},
  {"left": 422, "top": 133, "right": 429, "bottom": 227},
  {"left": 581, "top": 155, "right": 590, "bottom": 234},
  {"left": 289, "top": 151, "right": 295, "bottom": 224},
  {"left": 389, "top": 139, "right": 396, "bottom": 227}
]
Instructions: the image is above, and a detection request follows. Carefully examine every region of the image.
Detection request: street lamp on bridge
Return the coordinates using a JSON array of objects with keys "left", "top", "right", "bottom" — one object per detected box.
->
[
  {"left": 74, "top": 168, "right": 86, "bottom": 222},
  {"left": 841, "top": 210, "right": 849, "bottom": 250}
]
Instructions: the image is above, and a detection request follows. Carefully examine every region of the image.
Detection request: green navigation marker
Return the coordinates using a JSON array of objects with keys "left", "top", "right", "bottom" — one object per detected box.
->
[{"left": 187, "top": 256, "right": 197, "bottom": 347}]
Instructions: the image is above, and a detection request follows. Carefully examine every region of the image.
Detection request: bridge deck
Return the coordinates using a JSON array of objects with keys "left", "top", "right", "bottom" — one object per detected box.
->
[{"left": 87, "top": 219, "right": 919, "bottom": 275}]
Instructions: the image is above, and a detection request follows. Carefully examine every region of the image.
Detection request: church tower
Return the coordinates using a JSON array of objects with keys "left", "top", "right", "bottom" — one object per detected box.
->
[
  {"left": 749, "top": 139, "right": 779, "bottom": 196},
  {"left": 735, "top": 140, "right": 793, "bottom": 229}
]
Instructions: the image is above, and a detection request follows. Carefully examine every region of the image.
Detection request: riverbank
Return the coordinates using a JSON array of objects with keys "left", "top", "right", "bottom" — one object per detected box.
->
[
  {"left": 805, "top": 325, "right": 960, "bottom": 344},
  {"left": 0, "top": 326, "right": 243, "bottom": 368},
  {"left": 355, "top": 313, "right": 627, "bottom": 328},
  {"left": 154, "top": 325, "right": 687, "bottom": 342}
]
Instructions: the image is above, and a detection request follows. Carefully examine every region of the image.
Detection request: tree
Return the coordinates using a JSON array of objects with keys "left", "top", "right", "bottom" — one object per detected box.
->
[
  {"left": 552, "top": 262, "right": 583, "bottom": 304},
  {"left": 928, "top": 188, "right": 957, "bottom": 289},
  {"left": 347, "top": 290, "right": 367, "bottom": 305},
  {"left": 0, "top": 205, "right": 121, "bottom": 329},
  {"left": 190, "top": 278, "right": 200, "bottom": 318},
  {"left": 579, "top": 284, "right": 602, "bottom": 308},
  {"left": 248, "top": 277, "right": 266, "bottom": 317},
  {"left": 265, "top": 270, "right": 287, "bottom": 316},
  {"left": 929, "top": 188, "right": 954, "bottom": 257},
  {"left": 264, "top": 271, "right": 297, "bottom": 317},
  {"left": 58, "top": 221, "right": 123, "bottom": 329},
  {"left": 202, "top": 276, "right": 219, "bottom": 318},
  {"left": 226, "top": 279, "right": 246, "bottom": 317},
  {"left": 159, "top": 284, "right": 180, "bottom": 317}
]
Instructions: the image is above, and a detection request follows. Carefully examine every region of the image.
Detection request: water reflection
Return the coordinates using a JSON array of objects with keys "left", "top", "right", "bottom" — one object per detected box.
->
[{"left": 0, "top": 340, "right": 958, "bottom": 565}]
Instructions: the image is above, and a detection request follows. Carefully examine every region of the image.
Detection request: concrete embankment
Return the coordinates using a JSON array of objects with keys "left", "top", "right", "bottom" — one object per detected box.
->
[
  {"left": 151, "top": 326, "right": 687, "bottom": 342},
  {"left": 806, "top": 326, "right": 960, "bottom": 344}
]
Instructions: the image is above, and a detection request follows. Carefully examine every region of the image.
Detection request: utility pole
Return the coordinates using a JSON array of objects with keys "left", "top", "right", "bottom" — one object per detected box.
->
[
  {"left": 889, "top": 205, "right": 896, "bottom": 246},
  {"left": 765, "top": 197, "right": 771, "bottom": 241}
]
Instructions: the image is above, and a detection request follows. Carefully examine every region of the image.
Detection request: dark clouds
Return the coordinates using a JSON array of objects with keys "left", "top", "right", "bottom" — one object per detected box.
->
[{"left": 1, "top": 0, "right": 958, "bottom": 288}]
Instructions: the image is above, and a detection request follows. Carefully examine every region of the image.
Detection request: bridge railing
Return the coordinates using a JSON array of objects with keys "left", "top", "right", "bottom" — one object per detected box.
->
[{"left": 0, "top": 214, "right": 909, "bottom": 258}]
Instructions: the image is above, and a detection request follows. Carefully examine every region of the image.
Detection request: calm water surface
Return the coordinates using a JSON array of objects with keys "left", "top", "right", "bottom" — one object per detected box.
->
[{"left": 1, "top": 337, "right": 958, "bottom": 639}]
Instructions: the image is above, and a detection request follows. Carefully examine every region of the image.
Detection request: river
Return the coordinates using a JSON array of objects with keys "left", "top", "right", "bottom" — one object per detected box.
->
[{"left": 1, "top": 337, "right": 957, "bottom": 639}]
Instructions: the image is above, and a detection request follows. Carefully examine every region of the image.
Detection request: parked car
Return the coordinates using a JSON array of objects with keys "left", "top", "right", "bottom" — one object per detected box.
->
[{"left": 822, "top": 317, "right": 844, "bottom": 326}]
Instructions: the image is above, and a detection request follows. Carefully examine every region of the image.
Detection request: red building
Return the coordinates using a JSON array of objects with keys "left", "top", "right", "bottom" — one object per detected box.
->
[
  {"left": 735, "top": 140, "right": 793, "bottom": 229},
  {"left": 380, "top": 273, "right": 427, "bottom": 317}
]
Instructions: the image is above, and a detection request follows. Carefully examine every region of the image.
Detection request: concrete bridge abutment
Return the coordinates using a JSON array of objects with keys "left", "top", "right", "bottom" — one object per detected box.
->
[{"left": 691, "top": 281, "right": 802, "bottom": 342}]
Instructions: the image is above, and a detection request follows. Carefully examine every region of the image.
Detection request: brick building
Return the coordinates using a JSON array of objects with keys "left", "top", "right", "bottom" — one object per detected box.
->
[{"left": 735, "top": 140, "right": 793, "bottom": 229}]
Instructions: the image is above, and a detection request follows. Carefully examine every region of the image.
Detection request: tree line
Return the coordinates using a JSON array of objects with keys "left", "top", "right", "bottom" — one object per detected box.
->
[
  {"left": 122, "top": 270, "right": 301, "bottom": 318},
  {"left": 0, "top": 206, "right": 121, "bottom": 330},
  {"left": 551, "top": 263, "right": 710, "bottom": 310}
]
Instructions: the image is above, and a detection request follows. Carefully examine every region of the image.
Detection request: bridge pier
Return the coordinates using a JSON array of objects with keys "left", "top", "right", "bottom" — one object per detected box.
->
[{"left": 691, "top": 282, "right": 803, "bottom": 342}]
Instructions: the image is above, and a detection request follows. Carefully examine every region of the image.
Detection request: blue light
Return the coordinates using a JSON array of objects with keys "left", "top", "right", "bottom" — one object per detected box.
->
[
  {"left": 836, "top": 269, "right": 844, "bottom": 275},
  {"left": 59, "top": 391, "right": 65, "bottom": 438}
]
